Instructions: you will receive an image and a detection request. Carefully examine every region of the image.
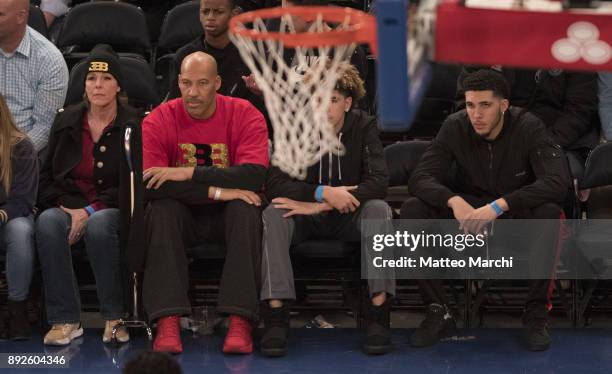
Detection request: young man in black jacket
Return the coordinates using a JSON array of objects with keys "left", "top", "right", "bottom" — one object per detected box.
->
[
  {"left": 259, "top": 63, "right": 394, "bottom": 357},
  {"left": 401, "top": 69, "right": 569, "bottom": 351}
]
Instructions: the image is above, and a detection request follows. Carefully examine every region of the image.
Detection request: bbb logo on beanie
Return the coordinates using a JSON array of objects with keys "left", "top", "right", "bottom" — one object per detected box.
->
[
  {"left": 89, "top": 62, "right": 109, "bottom": 72},
  {"left": 85, "top": 44, "right": 124, "bottom": 87}
]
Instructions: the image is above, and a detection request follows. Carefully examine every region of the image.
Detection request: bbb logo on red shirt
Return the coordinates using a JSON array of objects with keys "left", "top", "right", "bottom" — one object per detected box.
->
[{"left": 177, "top": 143, "right": 229, "bottom": 168}]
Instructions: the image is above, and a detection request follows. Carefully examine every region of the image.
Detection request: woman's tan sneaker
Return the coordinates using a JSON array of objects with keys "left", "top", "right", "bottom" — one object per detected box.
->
[{"left": 43, "top": 323, "right": 83, "bottom": 346}]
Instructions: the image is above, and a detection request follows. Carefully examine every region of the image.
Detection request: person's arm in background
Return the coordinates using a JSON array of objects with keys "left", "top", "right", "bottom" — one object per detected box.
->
[
  {"left": 40, "top": 0, "right": 71, "bottom": 27},
  {"left": 0, "top": 139, "right": 38, "bottom": 226},
  {"left": 28, "top": 50, "right": 69, "bottom": 152},
  {"left": 599, "top": 72, "right": 612, "bottom": 141},
  {"left": 546, "top": 72, "right": 598, "bottom": 149},
  {"left": 350, "top": 45, "right": 368, "bottom": 84}
]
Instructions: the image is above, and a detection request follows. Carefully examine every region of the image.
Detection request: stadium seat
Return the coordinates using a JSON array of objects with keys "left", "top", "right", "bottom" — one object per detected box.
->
[
  {"left": 27, "top": 5, "right": 48, "bottom": 39},
  {"left": 580, "top": 143, "right": 612, "bottom": 190},
  {"left": 574, "top": 142, "right": 612, "bottom": 325},
  {"left": 65, "top": 55, "right": 161, "bottom": 110},
  {"left": 155, "top": 1, "right": 203, "bottom": 99},
  {"left": 56, "top": 2, "right": 152, "bottom": 68},
  {"left": 383, "top": 140, "right": 429, "bottom": 213},
  {"left": 157, "top": 1, "right": 202, "bottom": 53},
  {"left": 187, "top": 227, "right": 362, "bottom": 314},
  {"left": 384, "top": 140, "right": 429, "bottom": 188}
]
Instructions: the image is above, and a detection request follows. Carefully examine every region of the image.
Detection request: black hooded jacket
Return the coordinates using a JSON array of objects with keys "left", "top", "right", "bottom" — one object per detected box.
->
[{"left": 265, "top": 109, "right": 388, "bottom": 203}]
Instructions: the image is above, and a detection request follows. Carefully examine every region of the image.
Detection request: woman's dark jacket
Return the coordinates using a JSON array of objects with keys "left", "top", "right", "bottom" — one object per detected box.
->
[{"left": 38, "top": 102, "right": 146, "bottom": 271}]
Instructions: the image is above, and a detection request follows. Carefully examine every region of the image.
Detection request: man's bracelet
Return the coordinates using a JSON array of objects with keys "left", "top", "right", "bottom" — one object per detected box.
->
[{"left": 213, "top": 187, "right": 222, "bottom": 201}]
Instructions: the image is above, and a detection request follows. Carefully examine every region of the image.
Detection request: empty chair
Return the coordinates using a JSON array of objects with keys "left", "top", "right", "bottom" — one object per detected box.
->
[
  {"left": 56, "top": 2, "right": 151, "bottom": 67},
  {"left": 155, "top": 1, "right": 203, "bottom": 99},
  {"left": 383, "top": 140, "right": 430, "bottom": 187},
  {"left": 157, "top": 1, "right": 203, "bottom": 53}
]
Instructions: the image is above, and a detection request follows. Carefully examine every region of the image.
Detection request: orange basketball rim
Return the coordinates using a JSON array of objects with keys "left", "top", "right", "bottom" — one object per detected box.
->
[{"left": 229, "top": 6, "right": 378, "bottom": 55}]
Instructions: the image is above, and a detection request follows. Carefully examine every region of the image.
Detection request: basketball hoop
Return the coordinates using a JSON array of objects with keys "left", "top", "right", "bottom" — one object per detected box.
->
[{"left": 229, "top": 6, "right": 377, "bottom": 179}]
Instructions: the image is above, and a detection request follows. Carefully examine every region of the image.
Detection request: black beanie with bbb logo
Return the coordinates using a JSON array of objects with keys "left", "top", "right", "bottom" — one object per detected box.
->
[{"left": 85, "top": 44, "right": 123, "bottom": 89}]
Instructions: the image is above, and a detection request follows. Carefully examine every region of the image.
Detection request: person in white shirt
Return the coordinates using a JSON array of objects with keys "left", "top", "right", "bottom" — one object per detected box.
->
[{"left": 39, "top": 0, "right": 71, "bottom": 27}]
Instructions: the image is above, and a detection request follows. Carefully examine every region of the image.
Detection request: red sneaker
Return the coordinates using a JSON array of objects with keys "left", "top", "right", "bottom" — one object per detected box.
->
[
  {"left": 153, "top": 315, "right": 183, "bottom": 354},
  {"left": 223, "top": 315, "right": 253, "bottom": 354}
]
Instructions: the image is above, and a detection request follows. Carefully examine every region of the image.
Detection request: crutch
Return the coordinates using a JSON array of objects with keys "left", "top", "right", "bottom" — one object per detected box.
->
[{"left": 113, "top": 123, "right": 153, "bottom": 341}]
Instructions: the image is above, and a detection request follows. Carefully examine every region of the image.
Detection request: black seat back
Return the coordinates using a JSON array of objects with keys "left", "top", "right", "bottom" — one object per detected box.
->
[
  {"left": 28, "top": 5, "right": 48, "bottom": 39},
  {"left": 384, "top": 140, "right": 430, "bottom": 187},
  {"left": 158, "top": 1, "right": 203, "bottom": 52},
  {"left": 581, "top": 143, "right": 612, "bottom": 190},
  {"left": 56, "top": 2, "right": 151, "bottom": 62}
]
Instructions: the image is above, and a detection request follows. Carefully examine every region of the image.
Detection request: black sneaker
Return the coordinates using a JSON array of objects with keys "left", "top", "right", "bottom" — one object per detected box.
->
[
  {"left": 410, "top": 303, "right": 456, "bottom": 347},
  {"left": 523, "top": 305, "right": 551, "bottom": 351},
  {"left": 362, "top": 297, "right": 392, "bottom": 355},
  {"left": 7, "top": 300, "right": 30, "bottom": 341},
  {"left": 260, "top": 303, "right": 289, "bottom": 357}
]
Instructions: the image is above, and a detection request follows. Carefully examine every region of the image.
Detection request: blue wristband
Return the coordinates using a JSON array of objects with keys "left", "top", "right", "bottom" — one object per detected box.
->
[
  {"left": 489, "top": 201, "right": 503, "bottom": 217},
  {"left": 315, "top": 185, "right": 325, "bottom": 202},
  {"left": 84, "top": 205, "right": 95, "bottom": 216}
]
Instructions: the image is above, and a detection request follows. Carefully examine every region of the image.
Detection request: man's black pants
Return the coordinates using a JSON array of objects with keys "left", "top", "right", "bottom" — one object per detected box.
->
[
  {"left": 400, "top": 195, "right": 562, "bottom": 312},
  {"left": 142, "top": 199, "right": 262, "bottom": 321}
]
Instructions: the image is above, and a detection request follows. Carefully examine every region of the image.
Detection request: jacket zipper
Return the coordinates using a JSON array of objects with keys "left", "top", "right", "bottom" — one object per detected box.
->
[
  {"left": 365, "top": 145, "right": 371, "bottom": 174},
  {"left": 488, "top": 143, "right": 494, "bottom": 191}
]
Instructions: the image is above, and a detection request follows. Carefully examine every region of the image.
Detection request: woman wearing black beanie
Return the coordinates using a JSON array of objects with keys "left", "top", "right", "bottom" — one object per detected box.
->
[{"left": 36, "top": 44, "right": 144, "bottom": 346}]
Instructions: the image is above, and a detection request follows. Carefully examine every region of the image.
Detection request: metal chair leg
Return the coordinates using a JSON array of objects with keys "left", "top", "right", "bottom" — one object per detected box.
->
[{"left": 113, "top": 273, "right": 152, "bottom": 342}]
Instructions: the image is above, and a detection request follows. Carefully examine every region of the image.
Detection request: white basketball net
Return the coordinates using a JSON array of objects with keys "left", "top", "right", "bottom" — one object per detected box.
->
[{"left": 230, "top": 11, "right": 357, "bottom": 179}]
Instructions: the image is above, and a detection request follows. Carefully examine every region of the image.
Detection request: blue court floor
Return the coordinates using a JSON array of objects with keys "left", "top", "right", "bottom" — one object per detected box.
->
[{"left": 1, "top": 328, "right": 612, "bottom": 373}]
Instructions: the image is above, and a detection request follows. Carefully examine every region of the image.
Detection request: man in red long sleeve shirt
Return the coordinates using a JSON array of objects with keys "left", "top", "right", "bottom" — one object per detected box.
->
[{"left": 141, "top": 52, "right": 268, "bottom": 354}]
